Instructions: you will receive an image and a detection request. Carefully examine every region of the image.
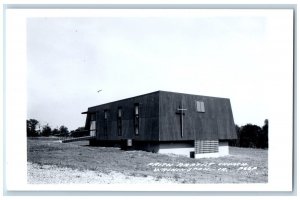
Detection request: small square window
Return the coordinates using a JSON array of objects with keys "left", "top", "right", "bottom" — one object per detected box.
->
[{"left": 196, "top": 101, "right": 205, "bottom": 112}]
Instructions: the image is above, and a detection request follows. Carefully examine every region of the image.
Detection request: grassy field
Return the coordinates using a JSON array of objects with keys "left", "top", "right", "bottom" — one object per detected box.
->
[{"left": 27, "top": 137, "right": 268, "bottom": 184}]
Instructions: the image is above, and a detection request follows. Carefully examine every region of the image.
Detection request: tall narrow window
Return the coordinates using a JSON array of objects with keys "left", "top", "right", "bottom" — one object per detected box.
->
[
  {"left": 134, "top": 104, "right": 139, "bottom": 135},
  {"left": 104, "top": 110, "right": 108, "bottom": 136},
  {"left": 117, "top": 107, "right": 122, "bottom": 136},
  {"left": 196, "top": 101, "right": 205, "bottom": 112},
  {"left": 90, "top": 113, "right": 96, "bottom": 137}
]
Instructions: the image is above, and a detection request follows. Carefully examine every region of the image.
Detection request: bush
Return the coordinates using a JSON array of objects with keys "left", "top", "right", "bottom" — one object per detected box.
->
[
  {"left": 59, "top": 125, "right": 69, "bottom": 137},
  {"left": 41, "top": 124, "right": 52, "bottom": 137},
  {"left": 27, "top": 119, "right": 40, "bottom": 137},
  {"left": 229, "top": 120, "right": 268, "bottom": 149}
]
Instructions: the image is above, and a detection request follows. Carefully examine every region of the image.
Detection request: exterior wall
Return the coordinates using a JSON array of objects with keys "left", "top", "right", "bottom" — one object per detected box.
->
[
  {"left": 194, "top": 141, "right": 229, "bottom": 158},
  {"left": 158, "top": 142, "right": 194, "bottom": 157},
  {"left": 195, "top": 140, "right": 218, "bottom": 154},
  {"left": 84, "top": 91, "right": 236, "bottom": 149},
  {"left": 194, "top": 152, "right": 220, "bottom": 158},
  {"left": 86, "top": 92, "right": 159, "bottom": 141},
  {"left": 159, "top": 91, "right": 236, "bottom": 141},
  {"left": 156, "top": 141, "right": 229, "bottom": 158},
  {"left": 218, "top": 141, "right": 229, "bottom": 156}
]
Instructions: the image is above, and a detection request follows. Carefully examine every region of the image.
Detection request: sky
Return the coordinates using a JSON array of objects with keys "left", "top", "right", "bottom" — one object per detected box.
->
[{"left": 26, "top": 11, "right": 292, "bottom": 130}]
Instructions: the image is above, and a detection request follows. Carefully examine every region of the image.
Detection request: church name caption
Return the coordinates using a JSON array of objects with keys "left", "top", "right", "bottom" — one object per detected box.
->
[{"left": 147, "top": 162, "right": 258, "bottom": 173}]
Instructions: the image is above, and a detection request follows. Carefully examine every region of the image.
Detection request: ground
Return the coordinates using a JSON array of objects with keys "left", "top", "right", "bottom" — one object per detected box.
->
[{"left": 27, "top": 137, "right": 268, "bottom": 184}]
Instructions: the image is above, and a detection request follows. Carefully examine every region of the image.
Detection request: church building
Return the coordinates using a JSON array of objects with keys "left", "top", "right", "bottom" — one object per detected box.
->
[{"left": 82, "top": 91, "right": 237, "bottom": 158}]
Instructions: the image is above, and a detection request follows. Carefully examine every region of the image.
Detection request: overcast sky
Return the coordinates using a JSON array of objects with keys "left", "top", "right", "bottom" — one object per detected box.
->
[{"left": 26, "top": 12, "right": 292, "bottom": 130}]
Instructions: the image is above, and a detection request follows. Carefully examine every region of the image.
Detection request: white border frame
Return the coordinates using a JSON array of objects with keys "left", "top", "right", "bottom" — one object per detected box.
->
[{"left": 2, "top": 2, "right": 296, "bottom": 196}]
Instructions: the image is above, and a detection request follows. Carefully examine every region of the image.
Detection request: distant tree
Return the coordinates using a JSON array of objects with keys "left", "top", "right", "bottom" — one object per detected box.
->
[
  {"left": 27, "top": 119, "right": 39, "bottom": 137},
  {"left": 229, "top": 120, "right": 269, "bottom": 149},
  {"left": 75, "top": 127, "right": 85, "bottom": 132},
  {"left": 260, "top": 119, "right": 269, "bottom": 149},
  {"left": 59, "top": 125, "right": 69, "bottom": 137},
  {"left": 235, "top": 125, "right": 242, "bottom": 147},
  {"left": 239, "top": 124, "right": 262, "bottom": 148},
  {"left": 70, "top": 127, "right": 89, "bottom": 137},
  {"left": 41, "top": 124, "right": 52, "bottom": 137},
  {"left": 52, "top": 128, "right": 60, "bottom": 136}
]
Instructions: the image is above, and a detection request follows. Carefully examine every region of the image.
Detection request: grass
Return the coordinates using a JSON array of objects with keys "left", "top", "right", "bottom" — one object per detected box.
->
[{"left": 27, "top": 138, "right": 268, "bottom": 183}]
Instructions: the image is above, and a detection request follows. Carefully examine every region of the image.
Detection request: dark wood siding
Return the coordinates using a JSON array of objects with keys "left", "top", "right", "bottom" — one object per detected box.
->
[
  {"left": 158, "top": 91, "right": 236, "bottom": 141},
  {"left": 87, "top": 92, "right": 159, "bottom": 141},
  {"left": 84, "top": 90, "right": 236, "bottom": 143}
]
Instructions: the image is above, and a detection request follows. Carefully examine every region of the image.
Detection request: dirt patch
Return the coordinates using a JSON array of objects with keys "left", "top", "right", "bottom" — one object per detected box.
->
[{"left": 27, "top": 162, "right": 178, "bottom": 184}]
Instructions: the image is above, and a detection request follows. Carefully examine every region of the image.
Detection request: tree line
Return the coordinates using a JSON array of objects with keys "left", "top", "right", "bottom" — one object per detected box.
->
[
  {"left": 27, "top": 118, "right": 268, "bottom": 149},
  {"left": 27, "top": 119, "right": 70, "bottom": 137},
  {"left": 27, "top": 118, "right": 88, "bottom": 137},
  {"left": 229, "top": 119, "right": 268, "bottom": 149}
]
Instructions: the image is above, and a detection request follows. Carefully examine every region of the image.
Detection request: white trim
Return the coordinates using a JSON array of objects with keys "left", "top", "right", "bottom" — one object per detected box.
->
[
  {"left": 195, "top": 152, "right": 220, "bottom": 158},
  {"left": 158, "top": 148, "right": 194, "bottom": 157}
]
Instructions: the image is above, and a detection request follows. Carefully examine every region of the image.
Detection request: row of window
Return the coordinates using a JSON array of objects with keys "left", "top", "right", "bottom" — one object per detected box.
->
[
  {"left": 90, "top": 101, "right": 205, "bottom": 136},
  {"left": 117, "top": 104, "right": 140, "bottom": 136},
  {"left": 90, "top": 104, "right": 140, "bottom": 137}
]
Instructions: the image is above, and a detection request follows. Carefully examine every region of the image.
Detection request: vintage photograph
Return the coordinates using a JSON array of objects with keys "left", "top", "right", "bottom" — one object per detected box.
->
[{"left": 26, "top": 10, "right": 272, "bottom": 184}]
